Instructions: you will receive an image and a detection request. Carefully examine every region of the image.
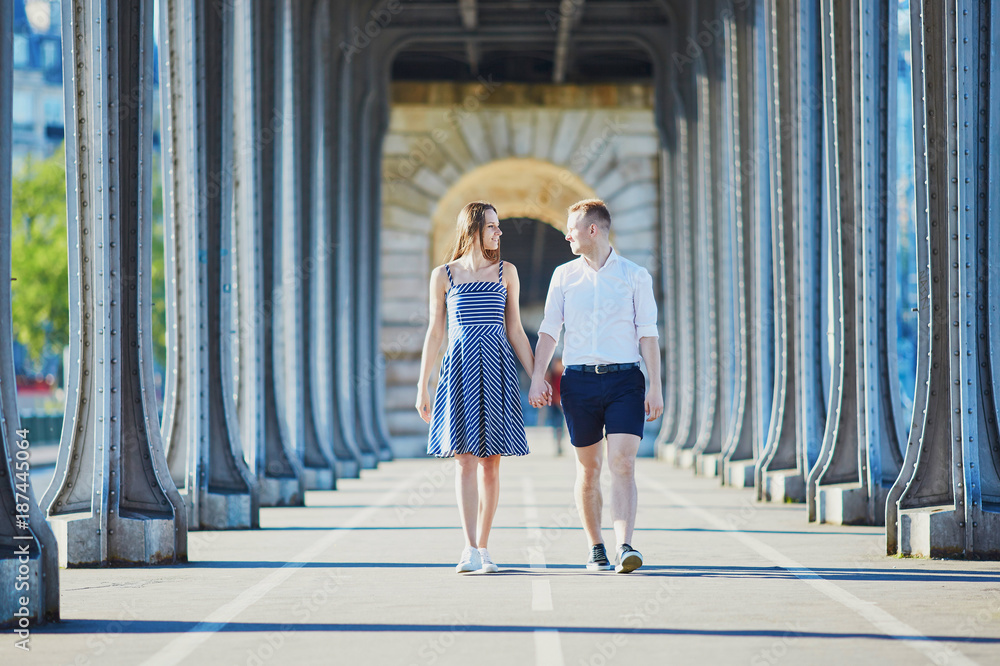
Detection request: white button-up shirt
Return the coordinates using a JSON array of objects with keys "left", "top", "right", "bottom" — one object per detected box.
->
[{"left": 538, "top": 249, "right": 659, "bottom": 366}]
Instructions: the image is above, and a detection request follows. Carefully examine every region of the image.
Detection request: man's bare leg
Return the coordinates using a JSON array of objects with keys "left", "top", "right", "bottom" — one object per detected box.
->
[
  {"left": 574, "top": 440, "right": 605, "bottom": 546},
  {"left": 606, "top": 433, "right": 640, "bottom": 550}
]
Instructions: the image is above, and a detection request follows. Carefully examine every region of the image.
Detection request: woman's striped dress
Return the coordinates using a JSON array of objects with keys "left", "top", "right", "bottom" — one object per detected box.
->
[{"left": 428, "top": 262, "right": 530, "bottom": 458}]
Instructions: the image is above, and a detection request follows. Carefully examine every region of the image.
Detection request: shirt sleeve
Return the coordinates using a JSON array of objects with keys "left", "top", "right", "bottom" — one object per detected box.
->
[
  {"left": 633, "top": 267, "right": 659, "bottom": 339},
  {"left": 537, "top": 266, "right": 565, "bottom": 343}
]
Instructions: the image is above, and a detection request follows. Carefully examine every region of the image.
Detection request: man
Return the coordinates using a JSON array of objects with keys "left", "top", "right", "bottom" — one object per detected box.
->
[{"left": 528, "top": 199, "right": 662, "bottom": 573}]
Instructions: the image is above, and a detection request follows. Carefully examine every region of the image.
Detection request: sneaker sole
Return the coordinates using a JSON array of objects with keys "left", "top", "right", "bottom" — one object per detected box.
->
[
  {"left": 615, "top": 553, "right": 643, "bottom": 573},
  {"left": 480, "top": 563, "right": 499, "bottom": 573},
  {"left": 586, "top": 562, "right": 614, "bottom": 571},
  {"left": 456, "top": 563, "right": 480, "bottom": 573}
]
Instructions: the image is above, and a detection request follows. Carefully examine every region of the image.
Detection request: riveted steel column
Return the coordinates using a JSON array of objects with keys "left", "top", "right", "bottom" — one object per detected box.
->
[
  {"left": 809, "top": 0, "right": 900, "bottom": 526},
  {"left": 252, "top": 0, "right": 307, "bottom": 506},
  {"left": 889, "top": 0, "right": 1000, "bottom": 558},
  {"left": 332, "top": 2, "right": 376, "bottom": 470},
  {"left": 757, "top": 0, "right": 803, "bottom": 503},
  {"left": 43, "top": 0, "right": 187, "bottom": 563},
  {"left": 793, "top": 0, "right": 827, "bottom": 500},
  {"left": 313, "top": 0, "right": 363, "bottom": 478},
  {"left": 365, "top": 48, "right": 395, "bottom": 462},
  {"left": 293, "top": 0, "right": 339, "bottom": 487},
  {"left": 689, "top": 2, "right": 724, "bottom": 478},
  {"left": 1, "top": 0, "right": 59, "bottom": 624},
  {"left": 160, "top": 0, "right": 257, "bottom": 529},
  {"left": 708, "top": 3, "right": 741, "bottom": 482},
  {"left": 723, "top": 0, "right": 760, "bottom": 487},
  {"left": 351, "top": 52, "right": 387, "bottom": 465}
]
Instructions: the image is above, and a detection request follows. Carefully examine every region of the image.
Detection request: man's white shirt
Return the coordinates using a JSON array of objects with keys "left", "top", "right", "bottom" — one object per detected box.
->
[{"left": 538, "top": 248, "right": 659, "bottom": 366}]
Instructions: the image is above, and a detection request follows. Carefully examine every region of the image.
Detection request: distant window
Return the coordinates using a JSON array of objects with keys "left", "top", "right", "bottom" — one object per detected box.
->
[
  {"left": 43, "top": 96, "right": 62, "bottom": 125},
  {"left": 13, "top": 35, "right": 30, "bottom": 67},
  {"left": 12, "top": 91, "right": 34, "bottom": 130},
  {"left": 42, "top": 40, "right": 60, "bottom": 71}
]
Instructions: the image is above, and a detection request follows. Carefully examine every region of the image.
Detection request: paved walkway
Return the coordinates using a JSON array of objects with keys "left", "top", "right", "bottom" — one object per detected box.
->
[{"left": 8, "top": 434, "right": 1000, "bottom": 665}]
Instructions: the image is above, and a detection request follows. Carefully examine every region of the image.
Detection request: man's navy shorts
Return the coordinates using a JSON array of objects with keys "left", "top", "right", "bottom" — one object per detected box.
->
[{"left": 560, "top": 367, "right": 645, "bottom": 447}]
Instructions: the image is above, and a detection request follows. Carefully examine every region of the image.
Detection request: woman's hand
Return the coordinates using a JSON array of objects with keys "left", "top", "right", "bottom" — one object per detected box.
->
[{"left": 416, "top": 386, "right": 432, "bottom": 423}]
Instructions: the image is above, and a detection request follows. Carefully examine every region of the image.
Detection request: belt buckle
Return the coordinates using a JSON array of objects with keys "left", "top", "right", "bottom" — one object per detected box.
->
[{"left": 595, "top": 364, "right": 607, "bottom": 375}]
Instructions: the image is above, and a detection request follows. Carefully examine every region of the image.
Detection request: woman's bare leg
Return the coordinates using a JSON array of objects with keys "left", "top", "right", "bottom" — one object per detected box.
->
[
  {"left": 455, "top": 454, "right": 479, "bottom": 547},
  {"left": 476, "top": 455, "right": 501, "bottom": 548}
]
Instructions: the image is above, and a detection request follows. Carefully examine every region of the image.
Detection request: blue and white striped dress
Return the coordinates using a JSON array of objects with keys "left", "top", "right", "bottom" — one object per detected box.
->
[{"left": 428, "top": 262, "right": 530, "bottom": 458}]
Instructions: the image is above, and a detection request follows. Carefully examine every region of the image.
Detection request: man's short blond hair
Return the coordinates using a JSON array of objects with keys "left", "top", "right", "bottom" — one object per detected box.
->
[{"left": 568, "top": 199, "right": 611, "bottom": 232}]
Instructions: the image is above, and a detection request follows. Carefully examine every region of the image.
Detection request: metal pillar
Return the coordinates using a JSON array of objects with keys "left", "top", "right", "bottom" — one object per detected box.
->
[
  {"left": 724, "top": 0, "right": 767, "bottom": 489},
  {"left": 160, "top": 0, "right": 258, "bottom": 528},
  {"left": 1, "top": 1, "right": 59, "bottom": 625},
  {"left": 313, "top": 0, "right": 363, "bottom": 479},
  {"left": 757, "top": 0, "right": 803, "bottom": 503},
  {"left": 792, "top": 0, "right": 827, "bottom": 505},
  {"left": 808, "top": 0, "right": 902, "bottom": 526},
  {"left": 688, "top": 11, "right": 725, "bottom": 477},
  {"left": 43, "top": 0, "right": 187, "bottom": 564},
  {"left": 332, "top": 2, "right": 376, "bottom": 470},
  {"left": 888, "top": 0, "right": 1000, "bottom": 557},
  {"left": 294, "top": 0, "right": 339, "bottom": 488}
]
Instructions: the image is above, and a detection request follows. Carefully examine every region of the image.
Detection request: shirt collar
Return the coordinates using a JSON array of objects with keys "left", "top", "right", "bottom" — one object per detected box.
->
[{"left": 584, "top": 247, "right": 618, "bottom": 272}]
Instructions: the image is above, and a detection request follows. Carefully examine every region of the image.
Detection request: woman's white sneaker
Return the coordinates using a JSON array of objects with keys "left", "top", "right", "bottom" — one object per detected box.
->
[
  {"left": 478, "top": 548, "right": 499, "bottom": 573},
  {"left": 456, "top": 546, "right": 482, "bottom": 573}
]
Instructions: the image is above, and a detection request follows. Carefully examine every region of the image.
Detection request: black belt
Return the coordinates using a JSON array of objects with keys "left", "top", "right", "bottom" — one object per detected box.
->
[{"left": 565, "top": 363, "right": 639, "bottom": 375}]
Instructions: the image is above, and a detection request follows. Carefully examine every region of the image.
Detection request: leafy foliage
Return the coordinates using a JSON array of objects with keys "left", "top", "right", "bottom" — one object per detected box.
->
[{"left": 10, "top": 148, "right": 69, "bottom": 365}]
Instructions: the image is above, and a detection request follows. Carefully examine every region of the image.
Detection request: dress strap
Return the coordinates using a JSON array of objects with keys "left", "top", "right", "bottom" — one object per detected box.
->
[
  {"left": 498, "top": 260, "right": 504, "bottom": 283},
  {"left": 444, "top": 264, "right": 455, "bottom": 287}
]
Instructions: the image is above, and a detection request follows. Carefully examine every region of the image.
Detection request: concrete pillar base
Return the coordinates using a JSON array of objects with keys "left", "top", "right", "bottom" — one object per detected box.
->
[
  {"left": 197, "top": 491, "right": 255, "bottom": 530},
  {"left": 51, "top": 515, "right": 182, "bottom": 567},
  {"left": 0, "top": 555, "right": 54, "bottom": 628},
  {"left": 677, "top": 448, "right": 697, "bottom": 470},
  {"left": 335, "top": 459, "right": 361, "bottom": 479},
  {"left": 378, "top": 447, "right": 393, "bottom": 462},
  {"left": 658, "top": 443, "right": 681, "bottom": 466},
  {"left": 696, "top": 453, "right": 721, "bottom": 478},
  {"left": 724, "top": 460, "right": 755, "bottom": 488},
  {"left": 899, "top": 508, "right": 1000, "bottom": 558},
  {"left": 763, "top": 470, "right": 805, "bottom": 503},
  {"left": 816, "top": 483, "right": 885, "bottom": 525},
  {"left": 258, "top": 477, "right": 304, "bottom": 507},
  {"left": 303, "top": 468, "right": 336, "bottom": 491},
  {"left": 360, "top": 453, "right": 378, "bottom": 469}
]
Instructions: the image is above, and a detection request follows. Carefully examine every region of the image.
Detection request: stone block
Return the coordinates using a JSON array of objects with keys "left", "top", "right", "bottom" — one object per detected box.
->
[
  {"left": 488, "top": 110, "right": 511, "bottom": 157},
  {"left": 532, "top": 111, "right": 557, "bottom": 162},
  {"left": 388, "top": 409, "right": 431, "bottom": 437},
  {"left": 677, "top": 448, "right": 697, "bottom": 469},
  {"left": 381, "top": 252, "right": 430, "bottom": 278},
  {"left": 380, "top": 277, "right": 428, "bottom": 303},
  {"left": 302, "top": 468, "right": 336, "bottom": 491},
  {"left": 412, "top": 167, "right": 449, "bottom": 199},
  {"left": 763, "top": 470, "right": 806, "bottom": 503},
  {"left": 616, "top": 134, "right": 659, "bottom": 158},
  {"left": 380, "top": 324, "right": 426, "bottom": 356},
  {"left": 385, "top": 359, "right": 422, "bottom": 384},
  {"left": 550, "top": 110, "right": 591, "bottom": 164},
  {"left": 816, "top": 483, "right": 885, "bottom": 526},
  {"left": 197, "top": 490, "right": 255, "bottom": 530},
  {"left": 387, "top": 385, "right": 419, "bottom": 411},
  {"left": 509, "top": 110, "right": 534, "bottom": 157},
  {"left": 390, "top": 435, "right": 430, "bottom": 458},
  {"left": 898, "top": 508, "right": 965, "bottom": 558},
  {"left": 257, "top": 477, "right": 304, "bottom": 508},
  {"left": 696, "top": 453, "right": 721, "bottom": 478},
  {"left": 456, "top": 113, "right": 492, "bottom": 164},
  {"left": 724, "top": 460, "right": 756, "bottom": 488}
]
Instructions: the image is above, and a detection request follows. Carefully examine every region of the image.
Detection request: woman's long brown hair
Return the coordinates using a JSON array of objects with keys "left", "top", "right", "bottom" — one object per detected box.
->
[{"left": 448, "top": 201, "right": 500, "bottom": 263}]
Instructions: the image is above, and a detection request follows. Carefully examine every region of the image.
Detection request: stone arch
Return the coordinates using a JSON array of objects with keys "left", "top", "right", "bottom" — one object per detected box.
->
[{"left": 430, "top": 158, "right": 597, "bottom": 265}]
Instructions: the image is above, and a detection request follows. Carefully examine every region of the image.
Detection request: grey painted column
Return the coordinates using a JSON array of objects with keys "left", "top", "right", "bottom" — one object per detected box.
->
[
  {"left": 792, "top": 0, "right": 827, "bottom": 501},
  {"left": 757, "top": 0, "right": 803, "bottom": 502},
  {"left": 293, "top": 0, "right": 339, "bottom": 488},
  {"left": 718, "top": 0, "right": 757, "bottom": 487},
  {"left": 809, "top": 0, "right": 902, "bottom": 526},
  {"left": 365, "top": 53, "right": 395, "bottom": 462},
  {"left": 1, "top": 0, "right": 59, "bottom": 625},
  {"left": 313, "top": 0, "right": 363, "bottom": 478},
  {"left": 332, "top": 5, "right": 376, "bottom": 470},
  {"left": 44, "top": 0, "right": 187, "bottom": 563},
  {"left": 888, "top": 0, "right": 1000, "bottom": 558},
  {"left": 160, "top": 0, "right": 258, "bottom": 528},
  {"left": 724, "top": 0, "right": 767, "bottom": 489},
  {"left": 688, "top": 37, "right": 724, "bottom": 477}
]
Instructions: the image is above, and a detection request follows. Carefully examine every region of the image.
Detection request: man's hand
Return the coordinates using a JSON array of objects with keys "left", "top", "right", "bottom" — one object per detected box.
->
[
  {"left": 644, "top": 387, "right": 663, "bottom": 422},
  {"left": 529, "top": 378, "right": 552, "bottom": 408}
]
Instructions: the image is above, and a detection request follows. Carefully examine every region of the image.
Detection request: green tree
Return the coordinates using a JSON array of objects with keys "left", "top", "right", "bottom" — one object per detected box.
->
[
  {"left": 10, "top": 147, "right": 168, "bottom": 373},
  {"left": 10, "top": 148, "right": 69, "bottom": 366}
]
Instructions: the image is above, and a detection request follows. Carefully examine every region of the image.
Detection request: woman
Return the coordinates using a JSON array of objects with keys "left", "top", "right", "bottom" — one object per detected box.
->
[{"left": 416, "top": 201, "right": 547, "bottom": 574}]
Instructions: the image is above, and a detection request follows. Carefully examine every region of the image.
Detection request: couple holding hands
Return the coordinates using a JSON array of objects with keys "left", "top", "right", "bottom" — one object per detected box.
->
[{"left": 416, "top": 199, "right": 662, "bottom": 574}]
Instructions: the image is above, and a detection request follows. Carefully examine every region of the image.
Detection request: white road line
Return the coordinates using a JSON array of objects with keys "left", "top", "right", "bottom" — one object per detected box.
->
[
  {"left": 534, "top": 629, "right": 564, "bottom": 664},
  {"left": 638, "top": 472, "right": 979, "bottom": 666},
  {"left": 523, "top": 475, "right": 564, "bottom": 666},
  {"left": 532, "top": 580, "right": 554, "bottom": 611},
  {"left": 141, "top": 468, "right": 428, "bottom": 666}
]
